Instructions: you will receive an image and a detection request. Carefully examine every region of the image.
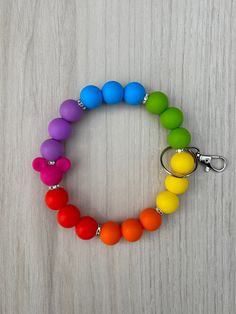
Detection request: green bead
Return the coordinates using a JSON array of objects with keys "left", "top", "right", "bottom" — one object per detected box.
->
[
  {"left": 167, "top": 127, "right": 191, "bottom": 149},
  {"left": 160, "top": 107, "right": 184, "bottom": 129},
  {"left": 145, "top": 91, "right": 168, "bottom": 115}
]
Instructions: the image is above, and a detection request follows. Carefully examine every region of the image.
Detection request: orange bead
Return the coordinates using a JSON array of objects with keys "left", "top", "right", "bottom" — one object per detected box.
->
[
  {"left": 121, "top": 218, "right": 143, "bottom": 242},
  {"left": 100, "top": 221, "right": 122, "bottom": 246},
  {"left": 139, "top": 208, "right": 162, "bottom": 231}
]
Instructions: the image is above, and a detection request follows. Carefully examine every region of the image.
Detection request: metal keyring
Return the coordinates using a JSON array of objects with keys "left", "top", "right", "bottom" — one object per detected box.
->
[
  {"left": 160, "top": 146, "right": 198, "bottom": 178},
  {"left": 160, "top": 146, "right": 227, "bottom": 178}
]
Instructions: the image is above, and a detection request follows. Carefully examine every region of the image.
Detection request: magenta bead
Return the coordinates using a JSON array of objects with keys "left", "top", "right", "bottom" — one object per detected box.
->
[
  {"left": 32, "top": 157, "right": 47, "bottom": 171},
  {"left": 40, "top": 166, "right": 63, "bottom": 186},
  {"left": 32, "top": 156, "right": 71, "bottom": 186},
  {"left": 40, "top": 139, "right": 64, "bottom": 161},
  {"left": 60, "top": 99, "right": 84, "bottom": 122},
  {"left": 48, "top": 118, "right": 72, "bottom": 141},
  {"left": 56, "top": 157, "right": 71, "bottom": 172}
]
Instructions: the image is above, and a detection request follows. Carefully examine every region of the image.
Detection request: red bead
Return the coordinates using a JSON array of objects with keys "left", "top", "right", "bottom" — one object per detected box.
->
[
  {"left": 75, "top": 216, "right": 98, "bottom": 240},
  {"left": 57, "top": 205, "right": 80, "bottom": 228},
  {"left": 45, "top": 188, "right": 68, "bottom": 210}
]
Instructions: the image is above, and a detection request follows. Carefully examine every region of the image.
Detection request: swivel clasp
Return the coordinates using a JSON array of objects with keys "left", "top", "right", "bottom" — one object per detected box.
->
[
  {"left": 160, "top": 146, "right": 227, "bottom": 178},
  {"left": 195, "top": 151, "right": 227, "bottom": 173}
]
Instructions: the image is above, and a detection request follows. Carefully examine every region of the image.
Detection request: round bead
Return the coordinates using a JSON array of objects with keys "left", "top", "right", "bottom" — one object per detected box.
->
[
  {"left": 45, "top": 188, "right": 69, "bottom": 210},
  {"left": 100, "top": 221, "right": 122, "bottom": 245},
  {"left": 156, "top": 191, "right": 179, "bottom": 214},
  {"left": 164, "top": 175, "right": 189, "bottom": 194},
  {"left": 40, "top": 139, "right": 64, "bottom": 161},
  {"left": 167, "top": 127, "right": 191, "bottom": 149},
  {"left": 60, "top": 99, "right": 84, "bottom": 122},
  {"left": 121, "top": 218, "right": 143, "bottom": 242},
  {"left": 160, "top": 107, "right": 184, "bottom": 129},
  {"left": 170, "top": 152, "right": 195, "bottom": 175},
  {"left": 48, "top": 118, "right": 72, "bottom": 141},
  {"left": 40, "top": 166, "right": 63, "bottom": 186},
  {"left": 32, "top": 157, "right": 47, "bottom": 172},
  {"left": 56, "top": 157, "right": 71, "bottom": 172},
  {"left": 145, "top": 91, "right": 168, "bottom": 115},
  {"left": 76, "top": 216, "right": 98, "bottom": 240},
  {"left": 57, "top": 205, "right": 80, "bottom": 228},
  {"left": 80, "top": 85, "right": 103, "bottom": 109},
  {"left": 139, "top": 208, "right": 162, "bottom": 231},
  {"left": 102, "top": 81, "right": 123, "bottom": 105},
  {"left": 124, "top": 82, "right": 146, "bottom": 105}
]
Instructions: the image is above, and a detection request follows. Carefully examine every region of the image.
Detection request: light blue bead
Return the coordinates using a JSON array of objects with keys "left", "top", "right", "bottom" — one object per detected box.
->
[
  {"left": 124, "top": 82, "right": 146, "bottom": 106},
  {"left": 102, "top": 81, "right": 123, "bottom": 105},
  {"left": 80, "top": 85, "right": 103, "bottom": 109}
]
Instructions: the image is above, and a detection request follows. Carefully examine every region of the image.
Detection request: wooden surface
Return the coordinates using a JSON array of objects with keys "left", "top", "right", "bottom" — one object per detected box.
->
[{"left": 0, "top": 1, "right": 236, "bottom": 313}]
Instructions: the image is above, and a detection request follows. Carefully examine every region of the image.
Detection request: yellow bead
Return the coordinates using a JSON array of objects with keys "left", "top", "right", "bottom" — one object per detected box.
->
[
  {"left": 170, "top": 152, "right": 195, "bottom": 175},
  {"left": 156, "top": 191, "right": 179, "bottom": 214},
  {"left": 164, "top": 175, "right": 189, "bottom": 195}
]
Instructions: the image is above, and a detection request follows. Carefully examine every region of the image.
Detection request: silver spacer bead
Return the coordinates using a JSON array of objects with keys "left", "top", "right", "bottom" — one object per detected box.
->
[
  {"left": 156, "top": 208, "right": 163, "bottom": 216},
  {"left": 48, "top": 185, "right": 60, "bottom": 190},
  {"left": 48, "top": 160, "right": 56, "bottom": 165},
  {"left": 142, "top": 93, "right": 149, "bottom": 104},
  {"left": 77, "top": 99, "right": 87, "bottom": 111},
  {"left": 96, "top": 225, "right": 101, "bottom": 236}
]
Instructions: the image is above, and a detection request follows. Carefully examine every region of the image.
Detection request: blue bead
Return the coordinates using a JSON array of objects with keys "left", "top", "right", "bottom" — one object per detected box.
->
[
  {"left": 80, "top": 85, "right": 103, "bottom": 109},
  {"left": 102, "top": 81, "right": 123, "bottom": 105},
  {"left": 124, "top": 82, "right": 146, "bottom": 106}
]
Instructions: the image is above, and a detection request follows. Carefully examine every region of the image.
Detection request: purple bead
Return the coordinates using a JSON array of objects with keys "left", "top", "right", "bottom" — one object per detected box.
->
[
  {"left": 60, "top": 99, "right": 84, "bottom": 122},
  {"left": 48, "top": 118, "right": 72, "bottom": 141},
  {"left": 40, "top": 139, "right": 64, "bottom": 161}
]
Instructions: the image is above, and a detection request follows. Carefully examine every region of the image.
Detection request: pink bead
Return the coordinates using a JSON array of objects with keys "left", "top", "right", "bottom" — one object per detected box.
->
[
  {"left": 32, "top": 156, "right": 71, "bottom": 186},
  {"left": 32, "top": 157, "right": 47, "bottom": 171},
  {"left": 56, "top": 157, "right": 71, "bottom": 172},
  {"left": 40, "top": 166, "right": 63, "bottom": 186}
]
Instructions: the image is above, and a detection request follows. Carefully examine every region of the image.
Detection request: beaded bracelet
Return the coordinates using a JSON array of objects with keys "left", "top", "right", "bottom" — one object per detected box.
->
[{"left": 32, "top": 81, "right": 227, "bottom": 246}]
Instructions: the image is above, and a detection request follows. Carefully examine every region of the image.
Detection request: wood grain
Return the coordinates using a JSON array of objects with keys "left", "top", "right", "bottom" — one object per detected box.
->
[{"left": 0, "top": 0, "right": 235, "bottom": 313}]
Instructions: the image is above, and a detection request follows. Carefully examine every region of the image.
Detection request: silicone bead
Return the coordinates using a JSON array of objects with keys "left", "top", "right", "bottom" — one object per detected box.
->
[
  {"left": 55, "top": 157, "right": 71, "bottom": 172},
  {"left": 156, "top": 191, "right": 179, "bottom": 214},
  {"left": 100, "top": 221, "right": 122, "bottom": 245},
  {"left": 102, "top": 81, "right": 123, "bottom": 105},
  {"left": 45, "top": 188, "right": 69, "bottom": 210},
  {"left": 75, "top": 216, "right": 98, "bottom": 240},
  {"left": 170, "top": 152, "right": 195, "bottom": 175},
  {"left": 32, "top": 156, "right": 70, "bottom": 186},
  {"left": 164, "top": 175, "right": 189, "bottom": 195},
  {"left": 145, "top": 91, "right": 168, "bottom": 115},
  {"left": 40, "top": 166, "right": 63, "bottom": 186},
  {"left": 80, "top": 85, "right": 103, "bottom": 109},
  {"left": 48, "top": 118, "right": 72, "bottom": 141},
  {"left": 60, "top": 99, "right": 84, "bottom": 122},
  {"left": 57, "top": 205, "right": 81, "bottom": 228},
  {"left": 160, "top": 107, "right": 183, "bottom": 130},
  {"left": 40, "top": 139, "right": 64, "bottom": 161},
  {"left": 124, "top": 82, "right": 146, "bottom": 105},
  {"left": 139, "top": 208, "right": 162, "bottom": 231},
  {"left": 167, "top": 127, "right": 191, "bottom": 149},
  {"left": 32, "top": 157, "right": 47, "bottom": 172},
  {"left": 121, "top": 218, "right": 143, "bottom": 242}
]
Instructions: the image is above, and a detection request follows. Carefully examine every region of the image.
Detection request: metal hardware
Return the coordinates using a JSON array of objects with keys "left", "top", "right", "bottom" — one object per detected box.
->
[
  {"left": 48, "top": 160, "right": 56, "bottom": 165},
  {"left": 48, "top": 185, "right": 60, "bottom": 190},
  {"left": 160, "top": 146, "right": 227, "bottom": 178},
  {"left": 142, "top": 93, "right": 149, "bottom": 104},
  {"left": 96, "top": 225, "right": 101, "bottom": 236},
  {"left": 77, "top": 99, "right": 87, "bottom": 111},
  {"left": 195, "top": 150, "right": 227, "bottom": 173},
  {"left": 156, "top": 208, "right": 163, "bottom": 216}
]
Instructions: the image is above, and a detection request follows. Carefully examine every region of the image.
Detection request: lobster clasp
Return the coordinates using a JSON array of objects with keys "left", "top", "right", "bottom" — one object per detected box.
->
[
  {"left": 196, "top": 152, "right": 227, "bottom": 173},
  {"left": 160, "top": 146, "right": 227, "bottom": 178}
]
